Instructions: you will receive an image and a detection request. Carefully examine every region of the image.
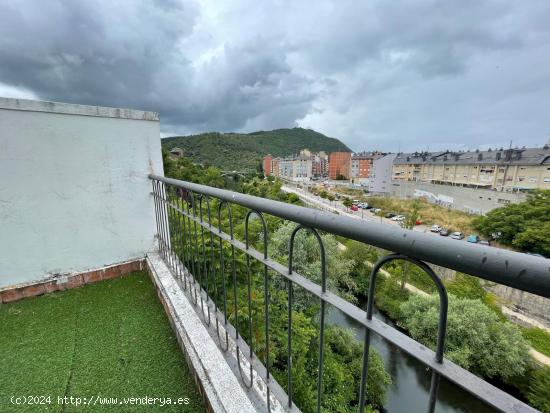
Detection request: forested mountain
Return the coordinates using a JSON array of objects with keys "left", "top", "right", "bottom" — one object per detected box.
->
[{"left": 161, "top": 127, "right": 351, "bottom": 171}]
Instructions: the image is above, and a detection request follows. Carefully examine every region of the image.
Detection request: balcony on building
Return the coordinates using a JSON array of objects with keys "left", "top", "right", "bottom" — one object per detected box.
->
[{"left": 1, "top": 97, "right": 549, "bottom": 413}]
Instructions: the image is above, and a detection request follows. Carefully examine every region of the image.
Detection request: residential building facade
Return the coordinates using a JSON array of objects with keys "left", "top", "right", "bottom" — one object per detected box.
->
[
  {"left": 350, "top": 151, "right": 385, "bottom": 184},
  {"left": 312, "top": 151, "right": 329, "bottom": 177},
  {"left": 264, "top": 149, "right": 326, "bottom": 181},
  {"left": 392, "top": 147, "right": 550, "bottom": 191},
  {"left": 263, "top": 154, "right": 273, "bottom": 176},
  {"left": 329, "top": 151, "right": 352, "bottom": 180},
  {"left": 368, "top": 153, "right": 397, "bottom": 194}
]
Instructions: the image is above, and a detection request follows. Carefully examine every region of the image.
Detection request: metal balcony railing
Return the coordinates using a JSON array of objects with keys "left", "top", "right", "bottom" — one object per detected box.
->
[{"left": 149, "top": 174, "right": 549, "bottom": 413}]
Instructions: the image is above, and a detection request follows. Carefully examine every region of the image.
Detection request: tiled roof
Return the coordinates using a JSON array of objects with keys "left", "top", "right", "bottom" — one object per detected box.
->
[{"left": 393, "top": 147, "right": 550, "bottom": 166}]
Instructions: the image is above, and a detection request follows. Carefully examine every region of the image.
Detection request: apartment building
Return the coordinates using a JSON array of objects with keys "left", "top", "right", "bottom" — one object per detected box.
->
[
  {"left": 312, "top": 151, "right": 329, "bottom": 177},
  {"left": 277, "top": 157, "right": 294, "bottom": 180},
  {"left": 263, "top": 149, "right": 325, "bottom": 181},
  {"left": 263, "top": 154, "right": 273, "bottom": 176},
  {"left": 369, "top": 153, "right": 397, "bottom": 194},
  {"left": 350, "top": 152, "right": 385, "bottom": 184},
  {"left": 392, "top": 146, "right": 550, "bottom": 191},
  {"left": 328, "top": 152, "right": 352, "bottom": 179}
]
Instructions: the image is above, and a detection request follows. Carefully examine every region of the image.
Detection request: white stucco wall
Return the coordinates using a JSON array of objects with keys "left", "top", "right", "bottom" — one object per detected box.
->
[
  {"left": 369, "top": 154, "right": 397, "bottom": 194},
  {"left": 0, "top": 97, "right": 163, "bottom": 288}
]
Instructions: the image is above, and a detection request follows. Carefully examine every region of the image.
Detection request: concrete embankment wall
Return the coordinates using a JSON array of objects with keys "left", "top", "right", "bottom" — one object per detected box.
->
[{"left": 390, "top": 180, "right": 526, "bottom": 214}]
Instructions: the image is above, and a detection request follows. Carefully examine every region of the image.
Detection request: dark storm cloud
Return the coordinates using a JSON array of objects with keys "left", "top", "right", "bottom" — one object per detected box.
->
[{"left": 1, "top": 0, "right": 549, "bottom": 150}]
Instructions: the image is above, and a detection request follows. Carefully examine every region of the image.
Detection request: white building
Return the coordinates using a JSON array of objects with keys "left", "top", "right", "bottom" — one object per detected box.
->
[
  {"left": 368, "top": 153, "right": 397, "bottom": 194},
  {"left": 293, "top": 155, "right": 313, "bottom": 182}
]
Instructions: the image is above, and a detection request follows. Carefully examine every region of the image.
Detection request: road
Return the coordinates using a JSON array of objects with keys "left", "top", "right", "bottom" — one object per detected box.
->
[{"left": 282, "top": 184, "right": 431, "bottom": 232}]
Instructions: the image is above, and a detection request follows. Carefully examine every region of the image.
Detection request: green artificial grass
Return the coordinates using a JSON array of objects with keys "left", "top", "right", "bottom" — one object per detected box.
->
[
  {"left": 522, "top": 327, "right": 550, "bottom": 358},
  {"left": 0, "top": 272, "right": 205, "bottom": 412}
]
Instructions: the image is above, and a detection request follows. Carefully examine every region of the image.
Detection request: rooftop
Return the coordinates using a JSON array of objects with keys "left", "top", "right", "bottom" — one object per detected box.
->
[
  {"left": 0, "top": 271, "right": 204, "bottom": 412},
  {"left": 393, "top": 147, "right": 550, "bottom": 165},
  {"left": 2, "top": 97, "right": 549, "bottom": 413}
]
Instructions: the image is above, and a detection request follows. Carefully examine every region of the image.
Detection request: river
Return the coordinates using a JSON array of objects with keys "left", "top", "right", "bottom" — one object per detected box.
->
[{"left": 327, "top": 305, "right": 497, "bottom": 413}]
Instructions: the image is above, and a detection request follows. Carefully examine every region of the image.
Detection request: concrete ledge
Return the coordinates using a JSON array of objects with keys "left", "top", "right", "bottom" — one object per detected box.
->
[
  {"left": 146, "top": 253, "right": 259, "bottom": 413},
  {"left": 0, "top": 258, "right": 145, "bottom": 303},
  {"left": 0, "top": 97, "right": 159, "bottom": 121}
]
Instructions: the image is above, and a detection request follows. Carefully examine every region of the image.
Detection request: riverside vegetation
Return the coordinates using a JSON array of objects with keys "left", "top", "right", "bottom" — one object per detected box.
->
[{"left": 163, "top": 152, "right": 550, "bottom": 413}]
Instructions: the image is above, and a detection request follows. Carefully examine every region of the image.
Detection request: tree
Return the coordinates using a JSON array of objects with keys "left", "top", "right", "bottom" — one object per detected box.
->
[
  {"left": 472, "top": 190, "right": 550, "bottom": 255},
  {"left": 342, "top": 197, "right": 353, "bottom": 211},
  {"left": 287, "top": 193, "right": 300, "bottom": 204},
  {"left": 327, "top": 194, "right": 335, "bottom": 205},
  {"left": 402, "top": 199, "right": 421, "bottom": 230},
  {"left": 399, "top": 199, "right": 422, "bottom": 289},
  {"left": 400, "top": 295, "right": 531, "bottom": 381},
  {"left": 527, "top": 366, "right": 550, "bottom": 413},
  {"left": 319, "top": 190, "right": 328, "bottom": 199},
  {"left": 270, "top": 222, "right": 356, "bottom": 310},
  {"left": 342, "top": 241, "right": 380, "bottom": 296}
]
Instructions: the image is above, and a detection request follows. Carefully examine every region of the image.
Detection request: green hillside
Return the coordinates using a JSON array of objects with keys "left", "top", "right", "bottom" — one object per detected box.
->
[{"left": 161, "top": 128, "right": 352, "bottom": 171}]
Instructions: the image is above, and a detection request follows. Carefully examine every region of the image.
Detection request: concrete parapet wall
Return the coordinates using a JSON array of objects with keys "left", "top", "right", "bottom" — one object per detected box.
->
[
  {"left": 0, "top": 97, "right": 163, "bottom": 287},
  {"left": 146, "top": 253, "right": 273, "bottom": 413}
]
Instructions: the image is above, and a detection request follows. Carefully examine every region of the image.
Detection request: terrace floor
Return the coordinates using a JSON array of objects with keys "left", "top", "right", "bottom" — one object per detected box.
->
[{"left": 0, "top": 271, "right": 205, "bottom": 412}]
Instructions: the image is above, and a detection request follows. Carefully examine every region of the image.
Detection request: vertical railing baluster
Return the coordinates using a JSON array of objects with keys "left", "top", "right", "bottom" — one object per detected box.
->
[
  {"left": 216, "top": 201, "right": 231, "bottom": 351},
  {"left": 263, "top": 227, "right": 271, "bottom": 412},
  {"left": 166, "top": 185, "right": 176, "bottom": 271},
  {"left": 152, "top": 180, "right": 162, "bottom": 256},
  {"left": 193, "top": 195, "right": 205, "bottom": 316},
  {"left": 178, "top": 190, "right": 189, "bottom": 290},
  {"left": 288, "top": 225, "right": 327, "bottom": 413},
  {"left": 360, "top": 253, "right": 448, "bottom": 413},
  {"left": 155, "top": 180, "right": 167, "bottom": 258},
  {"left": 287, "top": 277, "right": 293, "bottom": 408},
  {"left": 205, "top": 196, "right": 217, "bottom": 323},
  {"left": 186, "top": 192, "right": 199, "bottom": 304},
  {"left": 158, "top": 182, "right": 170, "bottom": 263},
  {"left": 198, "top": 195, "right": 211, "bottom": 325}
]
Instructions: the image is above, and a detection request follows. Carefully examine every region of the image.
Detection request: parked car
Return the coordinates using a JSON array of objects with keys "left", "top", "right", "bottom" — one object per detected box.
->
[
  {"left": 439, "top": 229, "right": 450, "bottom": 236},
  {"left": 415, "top": 219, "right": 423, "bottom": 225},
  {"left": 385, "top": 213, "right": 396, "bottom": 218},
  {"left": 352, "top": 199, "right": 360, "bottom": 205},
  {"left": 392, "top": 215, "right": 405, "bottom": 221},
  {"left": 372, "top": 208, "right": 382, "bottom": 214},
  {"left": 430, "top": 225, "right": 442, "bottom": 233},
  {"left": 351, "top": 205, "right": 359, "bottom": 211},
  {"left": 467, "top": 235, "right": 480, "bottom": 243},
  {"left": 451, "top": 232, "right": 464, "bottom": 240},
  {"left": 359, "top": 203, "right": 369, "bottom": 209},
  {"left": 479, "top": 240, "right": 491, "bottom": 246},
  {"left": 365, "top": 205, "right": 373, "bottom": 209}
]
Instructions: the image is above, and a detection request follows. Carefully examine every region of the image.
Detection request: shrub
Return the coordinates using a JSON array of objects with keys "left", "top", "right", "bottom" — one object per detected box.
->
[
  {"left": 400, "top": 295, "right": 531, "bottom": 381},
  {"left": 527, "top": 366, "right": 550, "bottom": 413}
]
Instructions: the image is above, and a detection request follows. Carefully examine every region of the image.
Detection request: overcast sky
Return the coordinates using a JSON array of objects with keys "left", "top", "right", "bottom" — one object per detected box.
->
[{"left": 1, "top": 0, "right": 549, "bottom": 152}]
